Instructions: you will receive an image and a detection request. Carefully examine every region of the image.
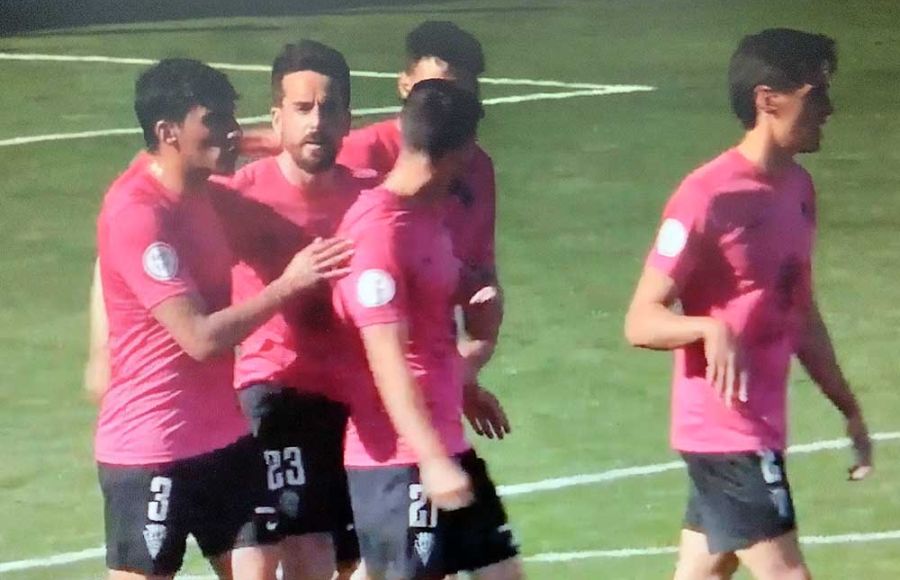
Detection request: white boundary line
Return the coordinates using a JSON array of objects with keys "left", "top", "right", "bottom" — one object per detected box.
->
[
  {"left": 0, "top": 87, "right": 654, "bottom": 148},
  {"left": 0, "top": 52, "right": 654, "bottom": 148},
  {"left": 2, "top": 431, "right": 896, "bottom": 574},
  {"left": 525, "top": 529, "right": 900, "bottom": 563},
  {"left": 497, "top": 431, "right": 900, "bottom": 497},
  {"left": 0, "top": 52, "right": 644, "bottom": 90}
]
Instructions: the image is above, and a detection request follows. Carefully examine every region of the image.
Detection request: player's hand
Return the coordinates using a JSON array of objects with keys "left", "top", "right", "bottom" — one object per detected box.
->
[
  {"left": 239, "top": 127, "right": 282, "bottom": 157},
  {"left": 463, "top": 383, "right": 511, "bottom": 440},
  {"left": 846, "top": 412, "right": 873, "bottom": 481},
  {"left": 702, "top": 318, "right": 747, "bottom": 407},
  {"left": 420, "top": 456, "right": 473, "bottom": 511},
  {"left": 277, "top": 237, "right": 354, "bottom": 294}
]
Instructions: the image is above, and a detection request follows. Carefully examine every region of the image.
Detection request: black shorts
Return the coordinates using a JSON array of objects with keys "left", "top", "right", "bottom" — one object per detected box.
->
[
  {"left": 98, "top": 436, "right": 278, "bottom": 576},
  {"left": 682, "top": 450, "right": 797, "bottom": 553},
  {"left": 239, "top": 384, "right": 356, "bottom": 547},
  {"left": 348, "top": 450, "right": 520, "bottom": 579}
]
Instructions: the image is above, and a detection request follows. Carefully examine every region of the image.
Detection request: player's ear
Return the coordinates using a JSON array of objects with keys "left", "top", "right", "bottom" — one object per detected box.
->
[
  {"left": 270, "top": 106, "right": 282, "bottom": 135},
  {"left": 155, "top": 120, "right": 179, "bottom": 148},
  {"left": 754, "top": 85, "right": 779, "bottom": 119},
  {"left": 397, "top": 71, "right": 413, "bottom": 100}
]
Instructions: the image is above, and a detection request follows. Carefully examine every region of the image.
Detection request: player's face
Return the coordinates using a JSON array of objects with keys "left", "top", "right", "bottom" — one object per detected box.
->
[
  {"left": 175, "top": 104, "right": 241, "bottom": 175},
  {"left": 773, "top": 74, "right": 833, "bottom": 154},
  {"left": 273, "top": 70, "right": 351, "bottom": 174},
  {"left": 398, "top": 57, "right": 479, "bottom": 100}
]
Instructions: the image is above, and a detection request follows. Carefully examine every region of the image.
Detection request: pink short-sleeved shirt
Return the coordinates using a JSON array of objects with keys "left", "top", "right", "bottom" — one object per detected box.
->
[
  {"left": 333, "top": 187, "right": 470, "bottom": 467},
  {"left": 95, "top": 165, "right": 248, "bottom": 465},
  {"left": 646, "top": 149, "right": 816, "bottom": 453},
  {"left": 337, "top": 118, "right": 497, "bottom": 273},
  {"left": 211, "top": 159, "right": 375, "bottom": 399}
]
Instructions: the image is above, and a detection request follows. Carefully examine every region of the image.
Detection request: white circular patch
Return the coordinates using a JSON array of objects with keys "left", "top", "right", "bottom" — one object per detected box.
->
[
  {"left": 655, "top": 218, "right": 688, "bottom": 258},
  {"left": 356, "top": 269, "right": 396, "bottom": 308},
  {"left": 142, "top": 242, "right": 179, "bottom": 282}
]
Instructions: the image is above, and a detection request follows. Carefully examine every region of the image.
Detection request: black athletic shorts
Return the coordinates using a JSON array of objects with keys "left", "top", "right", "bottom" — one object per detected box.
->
[
  {"left": 348, "top": 449, "right": 520, "bottom": 579},
  {"left": 682, "top": 449, "right": 797, "bottom": 553},
  {"left": 98, "top": 435, "right": 278, "bottom": 576},
  {"left": 238, "top": 383, "right": 357, "bottom": 554}
]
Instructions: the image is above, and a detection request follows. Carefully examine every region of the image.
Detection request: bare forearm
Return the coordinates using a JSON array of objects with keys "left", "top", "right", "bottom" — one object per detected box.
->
[
  {"left": 625, "top": 302, "right": 710, "bottom": 350},
  {"left": 796, "top": 305, "right": 860, "bottom": 418},
  {"left": 192, "top": 280, "right": 291, "bottom": 358},
  {"left": 459, "top": 338, "right": 496, "bottom": 385}
]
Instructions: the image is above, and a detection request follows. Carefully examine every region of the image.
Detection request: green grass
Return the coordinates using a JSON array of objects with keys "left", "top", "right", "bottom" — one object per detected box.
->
[{"left": 2, "top": 0, "right": 900, "bottom": 578}]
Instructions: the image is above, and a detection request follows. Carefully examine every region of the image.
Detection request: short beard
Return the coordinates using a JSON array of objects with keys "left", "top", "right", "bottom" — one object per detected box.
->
[{"left": 289, "top": 144, "right": 337, "bottom": 174}]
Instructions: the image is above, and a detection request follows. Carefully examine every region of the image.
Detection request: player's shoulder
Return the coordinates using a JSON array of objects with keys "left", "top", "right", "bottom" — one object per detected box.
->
[
  {"left": 102, "top": 167, "right": 165, "bottom": 219},
  {"left": 473, "top": 143, "right": 494, "bottom": 166},
  {"left": 341, "top": 187, "right": 406, "bottom": 236},
  {"left": 674, "top": 149, "right": 748, "bottom": 203}
]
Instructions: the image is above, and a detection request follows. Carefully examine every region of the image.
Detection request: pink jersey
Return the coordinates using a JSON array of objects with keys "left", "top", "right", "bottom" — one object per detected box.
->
[
  {"left": 333, "top": 187, "right": 470, "bottom": 467},
  {"left": 338, "top": 118, "right": 497, "bottom": 272},
  {"left": 95, "top": 165, "right": 248, "bottom": 465},
  {"left": 211, "top": 158, "right": 375, "bottom": 400},
  {"left": 647, "top": 148, "right": 816, "bottom": 453}
]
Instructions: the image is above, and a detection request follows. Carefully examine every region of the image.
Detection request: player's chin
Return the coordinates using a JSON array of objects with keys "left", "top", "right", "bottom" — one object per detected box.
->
[{"left": 212, "top": 153, "right": 239, "bottom": 175}]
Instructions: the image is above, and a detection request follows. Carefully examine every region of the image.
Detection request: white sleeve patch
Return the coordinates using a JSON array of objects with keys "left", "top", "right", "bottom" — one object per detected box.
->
[
  {"left": 655, "top": 218, "right": 688, "bottom": 258},
  {"left": 142, "top": 242, "right": 180, "bottom": 282},
  {"left": 356, "top": 269, "right": 397, "bottom": 308}
]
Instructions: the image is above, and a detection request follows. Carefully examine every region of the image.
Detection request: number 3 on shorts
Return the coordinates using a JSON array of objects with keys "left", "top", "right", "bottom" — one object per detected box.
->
[{"left": 147, "top": 476, "right": 173, "bottom": 522}]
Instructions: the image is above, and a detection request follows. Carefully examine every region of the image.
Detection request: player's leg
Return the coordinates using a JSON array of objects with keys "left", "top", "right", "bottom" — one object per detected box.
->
[
  {"left": 189, "top": 436, "right": 280, "bottom": 580},
  {"left": 333, "top": 463, "right": 362, "bottom": 580},
  {"left": 98, "top": 463, "right": 190, "bottom": 580},
  {"left": 735, "top": 531, "right": 811, "bottom": 580},
  {"left": 673, "top": 529, "right": 739, "bottom": 580},
  {"left": 679, "top": 451, "right": 798, "bottom": 580},
  {"left": 444, "top": 452, "right": 522, "bottom": 580},
  {"left": 281, "top": 533, "right": 337, "bottom": 580}
]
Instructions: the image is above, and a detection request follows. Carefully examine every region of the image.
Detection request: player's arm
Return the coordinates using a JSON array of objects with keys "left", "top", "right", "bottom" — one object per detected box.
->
[
  {"left": 154, "top": 238, "right": 353, "bottom": 361},
  {"left": 238, "top": 126, "right": 281, "bottom": 158},
  {"left": 83, "top": 260, "right": 110, "bottom": 403},
  {"left": 795, "top": 300, "right": 873, "bottom": 479},
  {"left": 360, "top": 322, "right": 473, "bottom": 510}
]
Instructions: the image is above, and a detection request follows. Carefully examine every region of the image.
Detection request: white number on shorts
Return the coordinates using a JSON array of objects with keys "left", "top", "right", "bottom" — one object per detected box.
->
[
  {"left": 264, "top": 447, "right": 306, "bottom": 491},
  {"left": 408, "top": 483, "right": 438, "bottom": 529},
  {"left": 147, "top": 476, "right": 173, "bottom": 522},
  {"left": 758, "top": 450, "right": 783, "bottom": 484}
]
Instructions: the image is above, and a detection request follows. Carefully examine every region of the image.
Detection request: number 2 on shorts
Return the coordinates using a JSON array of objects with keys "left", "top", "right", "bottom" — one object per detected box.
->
[{"left": 408, "top": 483, "right": 438, "bottom": 528}]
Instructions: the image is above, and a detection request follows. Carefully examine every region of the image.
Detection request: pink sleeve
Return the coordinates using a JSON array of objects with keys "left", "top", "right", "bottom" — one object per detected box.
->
[
  {"left": 645, "top": 181, "right": 707, "bottom": 288},
  {"left": 337, "top": 222, "right": 408, "bottom": 328},
  {"left": 473, "top": 157, "right": 497, "bottom": 270},
  {"left": 105, "top": 203, "right": 197, "bottom": 310},
  {"left": 338, "top": 128, "right": 385, "bottom": 173}
]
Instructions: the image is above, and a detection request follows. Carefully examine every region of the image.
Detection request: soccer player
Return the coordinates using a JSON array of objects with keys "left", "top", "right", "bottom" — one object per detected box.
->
[
  {"left": 95, "top": 58, "right": 352, "bottom": 580},
  {"left": 241, "top": 22, "right": 509, "bottom": 440},
  {"left": 624, "top": 29, "right": 873, "bottom": 580},
  {"left": 210, "top": 41, "right": 376, "bottom": 580},
  {"left": 333, "top": 79, "right": 522, "bottom": 580}
]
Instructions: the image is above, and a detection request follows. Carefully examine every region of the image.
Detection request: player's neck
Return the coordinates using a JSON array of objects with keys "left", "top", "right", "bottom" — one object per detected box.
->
[
  {"left": 276, "top": 151, "right": 336, "bottom": 192},
  {"left": 737, "top": 126, "right": 796, "bottom": 176},
  {"left": 383, "top": 151, "right": 450, "bottom": 203},
  {"left": 147, "top": 151, "right": 207, "bottom": 198}
]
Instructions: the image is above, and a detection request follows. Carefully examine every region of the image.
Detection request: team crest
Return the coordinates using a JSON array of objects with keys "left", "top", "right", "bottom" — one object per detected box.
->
[
  {"left": 356, "top": 269, "right": 396, "bottom": 308},
  {"left": 142, "top": 242, "right": 179, "bottom": 281},
  {"left": 414, "top": 531, "right": 435, "bottom": 565},
  {"left": 143, "top": 523, "right": 167, "bottom": 560}
]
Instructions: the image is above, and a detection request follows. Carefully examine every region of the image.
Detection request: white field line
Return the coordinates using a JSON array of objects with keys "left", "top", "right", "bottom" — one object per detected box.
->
[
  {"left": 128, "top": 529, "right": 900, "bottom": 577},
  {"left": 0, "top": 86, "right": 653, "bottom": 148},
  {"left": 497, "top": 431, "right": 900, "bottom": 497},
  {"left": 525, "top": 529, "right": 900, "bottom": 563},
  {"left": 3, "top": 431, "right": 897, "bottom": 574},
  {"left": 0, "top": 52, "right": 636, "bottom": 89}
]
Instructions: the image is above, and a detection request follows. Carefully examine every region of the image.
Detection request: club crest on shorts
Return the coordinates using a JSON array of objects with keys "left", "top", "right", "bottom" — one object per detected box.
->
[
  {"left": 143, "top": 523, "right": 167, "bottom": 559},
  {"left": 414, "top": 531, "right": 435, "bottom": 565},
  {"left": 356, "top": 269, "right": 396, "bottom": 308},
  {"left": 142, "top": 242, "right": 179, "bottom": 281}
]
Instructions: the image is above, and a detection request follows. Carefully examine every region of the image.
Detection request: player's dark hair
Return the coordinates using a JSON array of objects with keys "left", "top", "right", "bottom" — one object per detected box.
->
[
  {"left": 729, "top": 28, "right": 837, "bottom": 128},
  {"left": 134, "top": 58, "right": 238, "bottom": 150},
  {"left": 405, "top": 21, "right": 485, "bottom": 77},
  {"left": 271, "top": 40, "right": 351, "bottom": 108},
  {"left": 400, "top": 78, "right": 483, "bottom": 159}
]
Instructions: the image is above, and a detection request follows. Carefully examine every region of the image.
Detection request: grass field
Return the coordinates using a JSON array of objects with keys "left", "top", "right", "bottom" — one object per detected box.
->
[{"left": 2, "top": 0, "right": 900, "bottom": 578}]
